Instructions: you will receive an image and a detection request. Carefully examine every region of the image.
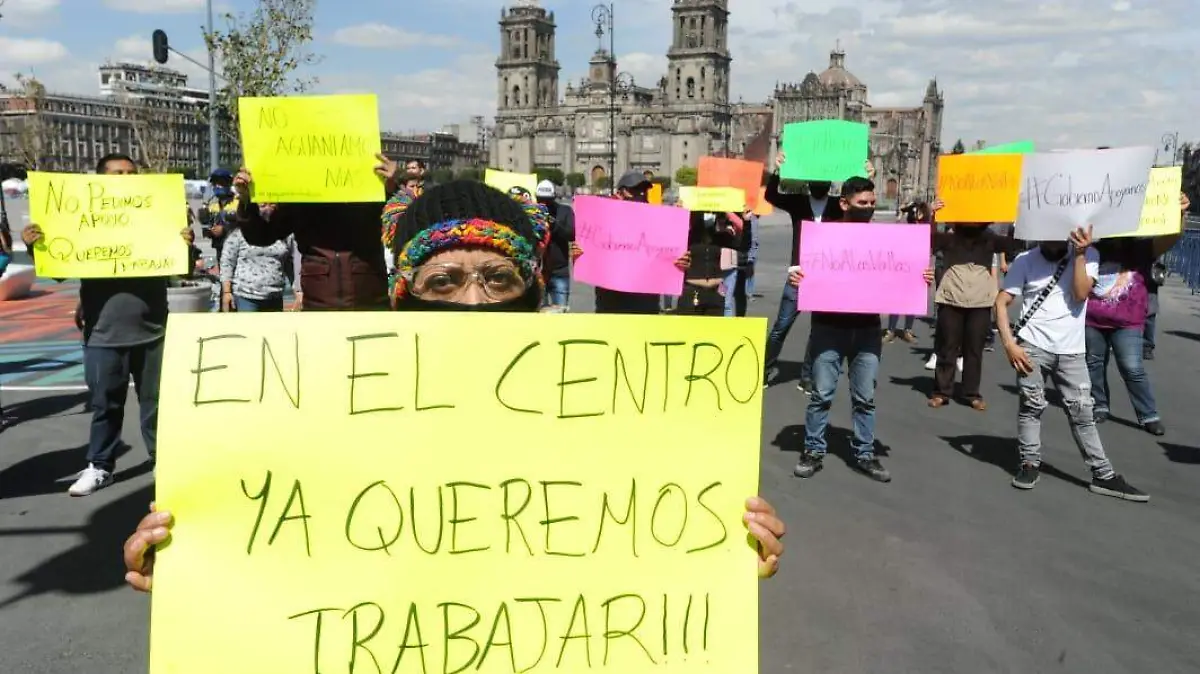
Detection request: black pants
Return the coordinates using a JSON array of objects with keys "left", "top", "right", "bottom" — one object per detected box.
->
[
  {"left": 675, "top": 286, "right": 725, "bottom": 316},
  {"left": 934, "top": 305, "right": 990, "bottom": 400},
  {"left": 84, "top": 340, "right": 163, "bottom": 471},
  {"left": 734, "top": 266, "right": 752, "bottom": 317}
]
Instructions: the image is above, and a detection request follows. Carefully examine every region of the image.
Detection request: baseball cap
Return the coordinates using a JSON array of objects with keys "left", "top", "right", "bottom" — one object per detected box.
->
[
  {"left": 536, "top": 180, "right": 556, "bottom": 198},
  {"left": 616, "top": 170, "right": 652, "bottom": 191}
]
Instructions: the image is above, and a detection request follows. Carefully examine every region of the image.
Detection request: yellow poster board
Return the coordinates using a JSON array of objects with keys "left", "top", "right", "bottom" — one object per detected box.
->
[
  {"left": 26, "top": 172, "right": 187, "bottom": 278},
  {"left": 484, "top": 169, "right": 538, "bottom": 195},
  {"left": 648, "top": 183, "right": 664, "bottom": 205},
  {"left": 239, "top": 94, "right": 383, "bottom": 203},
  {"left": 678, "top": 186, "right": 746, "bottom": 212},
  {"left": 1111, "top": 166, "right": 1183, "bottom": 238},
  {"left": 150, "top": 313, "right": 765, "bottom": 674}
]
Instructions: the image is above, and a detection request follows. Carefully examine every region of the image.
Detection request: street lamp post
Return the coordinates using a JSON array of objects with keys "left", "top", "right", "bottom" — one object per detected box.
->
[
  {"left": 206, "top": 0, "right": 218, "bottom": 174},
  {"left": 592, "top": 3, "right": 616, "bottom": 190},
  {"left": 1159, "top": 131, "right": 1180, "bottom": 167}
]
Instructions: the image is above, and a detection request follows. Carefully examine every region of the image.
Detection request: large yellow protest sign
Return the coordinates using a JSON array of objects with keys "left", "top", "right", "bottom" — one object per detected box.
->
[
  {"left": 151, "top": 313, "right": 765, "bottom": 674},
  {"left": 678, "top": 186, "right": 745, "bottom": 212},
  {"left": 484, "top": 169, "right": 538, "bottom": 195},
  {"left": 1111, "top": 166, "right": 1183, "bottom": 238},
  {"left": 26, "top": 172, "right": 187, "bottom": 278},
  {"left": 239, "top": 94, "right": 383, "bottom": 203}
]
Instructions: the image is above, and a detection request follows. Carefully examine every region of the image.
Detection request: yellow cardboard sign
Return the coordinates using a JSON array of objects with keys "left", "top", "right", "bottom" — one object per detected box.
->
[
  {"left": 1111, "top": 166, "right": 1183, "bottom": 238},
  {"left": 150, "top": 313, "right": 765, "bottom": 674},
  {"left": 26, "top": 172, "right": 187, "bottom": 278},
  {"left": 484, "top": 169, "right": 538, "bottom": 196},
  {"left": 239, "top": 94, "right": 383, "bottom": 203},
  {"left": 678, "top": 186, "right": 745, "bottom": 212},
  {"left": 648, "top": 183, "right": 664, "bottom": 205}
]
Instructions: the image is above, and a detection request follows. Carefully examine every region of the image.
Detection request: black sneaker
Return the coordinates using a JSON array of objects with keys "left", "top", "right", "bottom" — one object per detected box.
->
[
  {"left": 1011, "top": 463, "right": 1040, "bottom": 490},
  {"left": 793, "top": 453, "right": 824, "bottom": 479},
  {"left": 856, "top": 457, "right": 892, "bottom": 483},
  {"left": 1089, "top": 474, "right": 1149, "bottom": 502},
  {"left": 1094, "top": 412, "right": 1109, "bottom": 425},
  {"left": 797, "top": 379, "right": 814, "bottom": 396},
  {"left": 1143, "top": 349, "right": 1155, "bottom": 361},
  {"left": 1144, "top": 421, "right": 1166, "bottom": 436}
]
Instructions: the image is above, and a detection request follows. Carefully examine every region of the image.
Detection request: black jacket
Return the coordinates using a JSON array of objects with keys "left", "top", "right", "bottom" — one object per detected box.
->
[
  {"left": 764, "top": 173, "right": 843, "bottom": 266},
  {"left": 542, "top": 200, "right": 575, "bottom": 276}
]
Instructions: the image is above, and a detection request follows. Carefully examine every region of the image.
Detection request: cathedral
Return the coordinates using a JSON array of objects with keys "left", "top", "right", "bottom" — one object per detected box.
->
[{"left": 491, "top": 0, "right": 759, "bottom": 186}]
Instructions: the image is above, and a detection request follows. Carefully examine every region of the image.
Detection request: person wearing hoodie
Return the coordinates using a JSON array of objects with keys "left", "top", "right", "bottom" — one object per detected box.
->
[{"left": 535, "top": 179, "right": 574, "bottom": 308}]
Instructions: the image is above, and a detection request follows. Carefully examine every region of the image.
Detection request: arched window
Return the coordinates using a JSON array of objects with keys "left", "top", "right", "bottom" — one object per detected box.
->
[
  {"left": 513, "top": 85, "right": 521, "bottom": 107},
  {"left": 686, "top": 77, "right": 695, "bottom": 99}
]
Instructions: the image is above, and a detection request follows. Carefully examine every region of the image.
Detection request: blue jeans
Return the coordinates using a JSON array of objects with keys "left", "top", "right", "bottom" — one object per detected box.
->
[
  {"left": 805, "top": 324, "right": 882, "bottom": 459},
  {"left": 235, "top": 295, "right": 284, "bottom": 312},
  {"left": 764, "top": 280, "right": 813, "bottom": 382},
  {"left": 84, "top": 340, "right": 163, "bottom": 471},
  {"left": 722, "top": 268, "right": 737, "bottom": 317},
  {"left": 1084, "top": 326, "right": 1160, "bottom": 424},
  {"left": 544, "top": 272, "right": 570, "bottom": 307},
  {"left": 1143, "top": 292, "right": 1159, "bottom": 353},
  {"left": 887, "top": 315, "right": 915, "bottom": 331}
]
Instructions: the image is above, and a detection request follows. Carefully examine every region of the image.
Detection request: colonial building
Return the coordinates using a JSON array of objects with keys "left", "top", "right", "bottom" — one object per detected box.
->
[
  {"left": 491, "top": 0, "right": 769, "bottom": 186},
  {"left": 773, "top": 49, "right": 944, "bottom": 203}
]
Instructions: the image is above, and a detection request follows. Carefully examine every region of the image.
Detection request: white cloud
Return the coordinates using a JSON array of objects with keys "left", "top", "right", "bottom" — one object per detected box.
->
[
  {"left": 616, "top": 52, "right": 666, "bottom": 88},
  {"left": 0, "top": 37, "right": 69, "bottom": 65},
  {"left": 330, "top": 24, "right": 462, "bottom": 50},
  {"left": 102, "top": 0, "right": 203, "bottom": 13},
  {"left": 0, "top": 0, "right": 60, "bottom": 23}
]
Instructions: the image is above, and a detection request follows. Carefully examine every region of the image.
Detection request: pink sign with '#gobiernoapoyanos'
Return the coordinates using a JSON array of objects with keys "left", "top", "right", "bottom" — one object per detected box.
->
[
  {"left": 796, "top": 221, "right": 932, "bottom": 315},
  {"left": 572, "top": 196, "right": 690, "bottom": 295}
]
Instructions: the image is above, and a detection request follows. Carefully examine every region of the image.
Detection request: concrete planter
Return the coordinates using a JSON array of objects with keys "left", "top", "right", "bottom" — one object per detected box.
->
[{"left": 168, "top": 280, "right": 214, "bottom": 313}]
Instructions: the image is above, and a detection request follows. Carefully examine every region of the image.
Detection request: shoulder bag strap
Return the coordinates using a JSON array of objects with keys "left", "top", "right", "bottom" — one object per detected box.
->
[{"left": 1014, "top": 258, "right": 1070, "bottom": 335}]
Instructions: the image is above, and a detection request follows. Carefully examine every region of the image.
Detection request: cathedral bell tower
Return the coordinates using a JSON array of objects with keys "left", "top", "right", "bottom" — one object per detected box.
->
[
  {"left": 666, "top": 0, "right": 731, "bottom": 105},
  {"left": 496, "top": 1, "right": 560, "bottom": 113}
]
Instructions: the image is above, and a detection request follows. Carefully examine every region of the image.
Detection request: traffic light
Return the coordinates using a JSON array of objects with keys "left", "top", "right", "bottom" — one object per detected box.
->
[{"left": 152, "top": 30, "right": 170, "bottom": 64}]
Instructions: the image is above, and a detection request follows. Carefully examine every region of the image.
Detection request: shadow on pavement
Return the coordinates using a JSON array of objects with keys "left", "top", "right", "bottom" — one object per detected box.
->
[
  {"left": 0, "top": 443, "right": 137, "bottom": 499},
  {"left": 1160, "top": 442, "right": 1200, "bottom": 465},
  {"left": 889, "top": 374, "right": 935, "bottom": 397},
  {"left": 940, "top": 434, "right": 1090, "bottom": 488},
  {"left": 0, "top": 391, "right": 88, "bottom": 425},
  {"left": 766, "top": 359, "right": 806, "bottom": 387},
  {"left": 0, "top": 357, "right": 80, "bottom": 378},
  {"left": 1166, "top": 330, "right": 1200, "bottom": 343},
  {"left": 772, "top": 424, "right": 893, "bottom": 469},
  {"left": 0, "top": 483, "right": 152, "bottom": 610}
]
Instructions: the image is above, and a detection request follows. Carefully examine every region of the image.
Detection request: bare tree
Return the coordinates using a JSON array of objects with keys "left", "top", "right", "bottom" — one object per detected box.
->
[
  {"left": 203, "top": 0, "right": 321, "bottom": 143},
  {"left": 124, "top": 95, "right": 180, "bottom": 173},
  {"left": 11, "top": 73, "right": 51, "bottom": 169}
]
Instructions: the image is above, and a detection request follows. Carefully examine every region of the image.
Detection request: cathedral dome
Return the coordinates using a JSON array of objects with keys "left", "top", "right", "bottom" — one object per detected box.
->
[{"left": 817, "top": 49, "right": 863, "bottom": 89}]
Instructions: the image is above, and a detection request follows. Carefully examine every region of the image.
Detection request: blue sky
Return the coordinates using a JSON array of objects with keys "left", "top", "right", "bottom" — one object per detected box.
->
[{"left": 3, "top": 0, "right": 1198, "bottom": 149}]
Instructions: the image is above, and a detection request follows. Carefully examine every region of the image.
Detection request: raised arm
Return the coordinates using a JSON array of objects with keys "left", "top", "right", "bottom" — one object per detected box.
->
[
  {"left": 232, "top": 169, "right": 292, "bottom": 247},
  {"left": 764, "top": 152, "right": 808, "bottom": 213}
]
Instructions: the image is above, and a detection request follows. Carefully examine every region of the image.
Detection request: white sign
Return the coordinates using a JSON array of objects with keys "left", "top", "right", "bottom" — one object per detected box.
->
[{"left": 1015, "top": 146, "right": 1155, "bottom": 240}]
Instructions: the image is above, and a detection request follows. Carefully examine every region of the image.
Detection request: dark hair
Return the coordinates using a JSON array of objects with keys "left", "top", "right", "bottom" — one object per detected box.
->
[
  {"left": 96, "top": 153, "right": 136, "bottom": 174},
  {"left": 399, "top": 172, "right": 422, "bottom": 185},
  {"left": 405, "top": 159, "right": 426, "bottom": 169},
  {"left": 841, "top": 176, "right": 875, "bottom": 200}
]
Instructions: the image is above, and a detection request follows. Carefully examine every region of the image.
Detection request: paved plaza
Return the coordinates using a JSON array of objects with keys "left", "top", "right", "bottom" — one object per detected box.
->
[{"left": 1, "top": 221, "right": 1199, "bottom": 672}]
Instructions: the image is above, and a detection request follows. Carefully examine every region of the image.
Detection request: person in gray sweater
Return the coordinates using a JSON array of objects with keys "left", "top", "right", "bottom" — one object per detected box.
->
[{"left": 219, "top": 228, "right": 300, "bottom": 312}]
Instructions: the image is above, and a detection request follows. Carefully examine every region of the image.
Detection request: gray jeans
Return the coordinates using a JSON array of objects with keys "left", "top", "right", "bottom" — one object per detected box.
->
[{"left": 1017, "top": 343, "right": 1115, "bottom": 479}]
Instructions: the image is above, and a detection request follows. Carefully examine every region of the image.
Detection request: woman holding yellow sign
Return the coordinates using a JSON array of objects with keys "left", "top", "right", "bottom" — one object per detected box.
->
[{"left": 122, "top": 180, "right": 787, "bottom": 592}]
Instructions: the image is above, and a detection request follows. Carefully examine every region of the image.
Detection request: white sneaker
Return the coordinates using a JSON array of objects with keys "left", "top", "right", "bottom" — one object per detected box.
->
[
  {"left": 956, "top": 357, "right": 964, "bottom": 371},
  {"left": 68, "top": 464, "right": 113, "bottom": 497},
  {"left": 924, "top": 354, "right": 937, "bottom": 370}
]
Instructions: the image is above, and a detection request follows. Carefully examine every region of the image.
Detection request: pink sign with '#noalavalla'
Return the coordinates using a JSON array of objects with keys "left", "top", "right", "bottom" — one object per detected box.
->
[{"left": 796, "top": 221, "right": 932, "bottom": 315}]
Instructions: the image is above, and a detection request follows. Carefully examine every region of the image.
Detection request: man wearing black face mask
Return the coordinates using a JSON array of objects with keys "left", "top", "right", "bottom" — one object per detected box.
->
[
  {"left": 574, "top": 171, "right": 690, "bottom": 314},
  {"left": 794, "top": 176, "right": 931, "bottom": 485},
  {"left": 763, "top": 151, "right": 873, "bottom": 392}
]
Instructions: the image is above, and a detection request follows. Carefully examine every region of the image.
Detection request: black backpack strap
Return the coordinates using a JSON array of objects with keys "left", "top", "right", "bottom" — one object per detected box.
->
[{"left": 1014, "top": 258, "right": 1070, "bottom": 335}]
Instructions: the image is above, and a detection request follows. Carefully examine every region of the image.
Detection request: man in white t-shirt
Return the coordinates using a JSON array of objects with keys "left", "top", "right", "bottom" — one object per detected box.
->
[{"left": 995, "top": 225, "right": 1148, "bottom": 502}]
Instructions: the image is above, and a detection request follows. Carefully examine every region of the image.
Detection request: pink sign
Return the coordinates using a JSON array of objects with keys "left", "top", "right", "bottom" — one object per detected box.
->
[
  {"left": 796, "top": 221, "right": 932, "bottom": 315},
  {"left": 572, "top": 195, "right": 690, "bottom": 295}
]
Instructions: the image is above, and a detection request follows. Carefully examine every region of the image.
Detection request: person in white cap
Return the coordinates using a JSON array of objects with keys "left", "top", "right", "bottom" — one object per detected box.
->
[{"left": 535, "top": 179, "right": 574, "bottom": 309}]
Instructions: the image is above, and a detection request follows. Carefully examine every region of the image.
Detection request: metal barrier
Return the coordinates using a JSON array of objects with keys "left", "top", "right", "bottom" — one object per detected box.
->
[{"left": 1164, "top": 217, "right": 1200, "bottom": 293}]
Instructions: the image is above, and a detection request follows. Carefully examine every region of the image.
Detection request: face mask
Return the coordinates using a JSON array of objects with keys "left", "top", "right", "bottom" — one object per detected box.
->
[
  {"left": 809, "top": 183, "right": 832, "bottom": 200},
  {"left": 537, "top": 197, "right": 555, "bottom": 209},
  {"left": 1039, "top": 243, "right": 1068, "bottom": 260},
  {"left": 845, "top": 206, "right": 875, "bottom": 223}
]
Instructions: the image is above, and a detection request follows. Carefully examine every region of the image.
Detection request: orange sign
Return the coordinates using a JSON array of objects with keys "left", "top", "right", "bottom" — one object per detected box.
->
[
  {"left": 936, "top": 154, "right": 1023, "bottom": 223},
  {"left": 648, "top": 183, "right": 664, "bottom": 205},
  {"left": 752, "top": 187, "right": 774, "bottom": 216},
  {"left": 698, "top": 157, "right": 765, "bottom": 210}
]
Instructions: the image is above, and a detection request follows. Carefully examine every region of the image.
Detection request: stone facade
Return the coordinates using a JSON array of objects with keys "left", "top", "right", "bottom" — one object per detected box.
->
[
  {"left": 491, "top": 0, "right": 769, "bottom": 185},
  {"left": 774, "top": 49, "right": 945, "bottom": 204}
]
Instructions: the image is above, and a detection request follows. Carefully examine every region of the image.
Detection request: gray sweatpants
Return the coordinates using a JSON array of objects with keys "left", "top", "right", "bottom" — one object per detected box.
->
[{"left": 1017, "top": 343, "right": 1115, "bottom": 480}]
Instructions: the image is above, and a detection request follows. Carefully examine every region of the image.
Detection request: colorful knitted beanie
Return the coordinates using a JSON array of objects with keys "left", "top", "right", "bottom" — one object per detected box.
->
[{"left": 384, "top": 180, "right": 550, "bottom": 300}]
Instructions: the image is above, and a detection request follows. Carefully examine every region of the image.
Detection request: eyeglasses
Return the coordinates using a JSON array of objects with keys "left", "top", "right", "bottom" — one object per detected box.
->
[{"left": 403, "top": 259, "right": 534, "bottom": 301}]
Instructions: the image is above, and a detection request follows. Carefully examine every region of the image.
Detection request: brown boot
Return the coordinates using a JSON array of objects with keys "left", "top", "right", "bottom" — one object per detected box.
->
[
  {"left": 928, "top": 395, "right": 949, "bottom": 408},
  {"left": 970, "top": 399, "right": 988, "bottom": 411}
]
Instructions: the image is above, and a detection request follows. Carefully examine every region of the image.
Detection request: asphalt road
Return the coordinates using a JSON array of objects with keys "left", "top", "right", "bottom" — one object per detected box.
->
[{"left": 2, "top": 217, "right": 1200, "bottom": 672}]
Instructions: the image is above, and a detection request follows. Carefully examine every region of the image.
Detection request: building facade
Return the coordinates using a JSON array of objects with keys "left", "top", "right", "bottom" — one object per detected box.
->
[
  {"left": 773, "top": 49, "right": 945, "bottom": 204},
  {"left": 492, "top": 0, "right": 770, "bottom": 185}
]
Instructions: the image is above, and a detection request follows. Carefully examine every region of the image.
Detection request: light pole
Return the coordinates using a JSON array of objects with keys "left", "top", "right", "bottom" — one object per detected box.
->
[
  {"left": 1158, "top": 131, "right": 1179, "bottom": 167},
  {"left": 592, "top": 3, "right": 616, "bottom": 190},
  {"left": 153, "top": 5, "right": 223, "bottom": 175}
]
